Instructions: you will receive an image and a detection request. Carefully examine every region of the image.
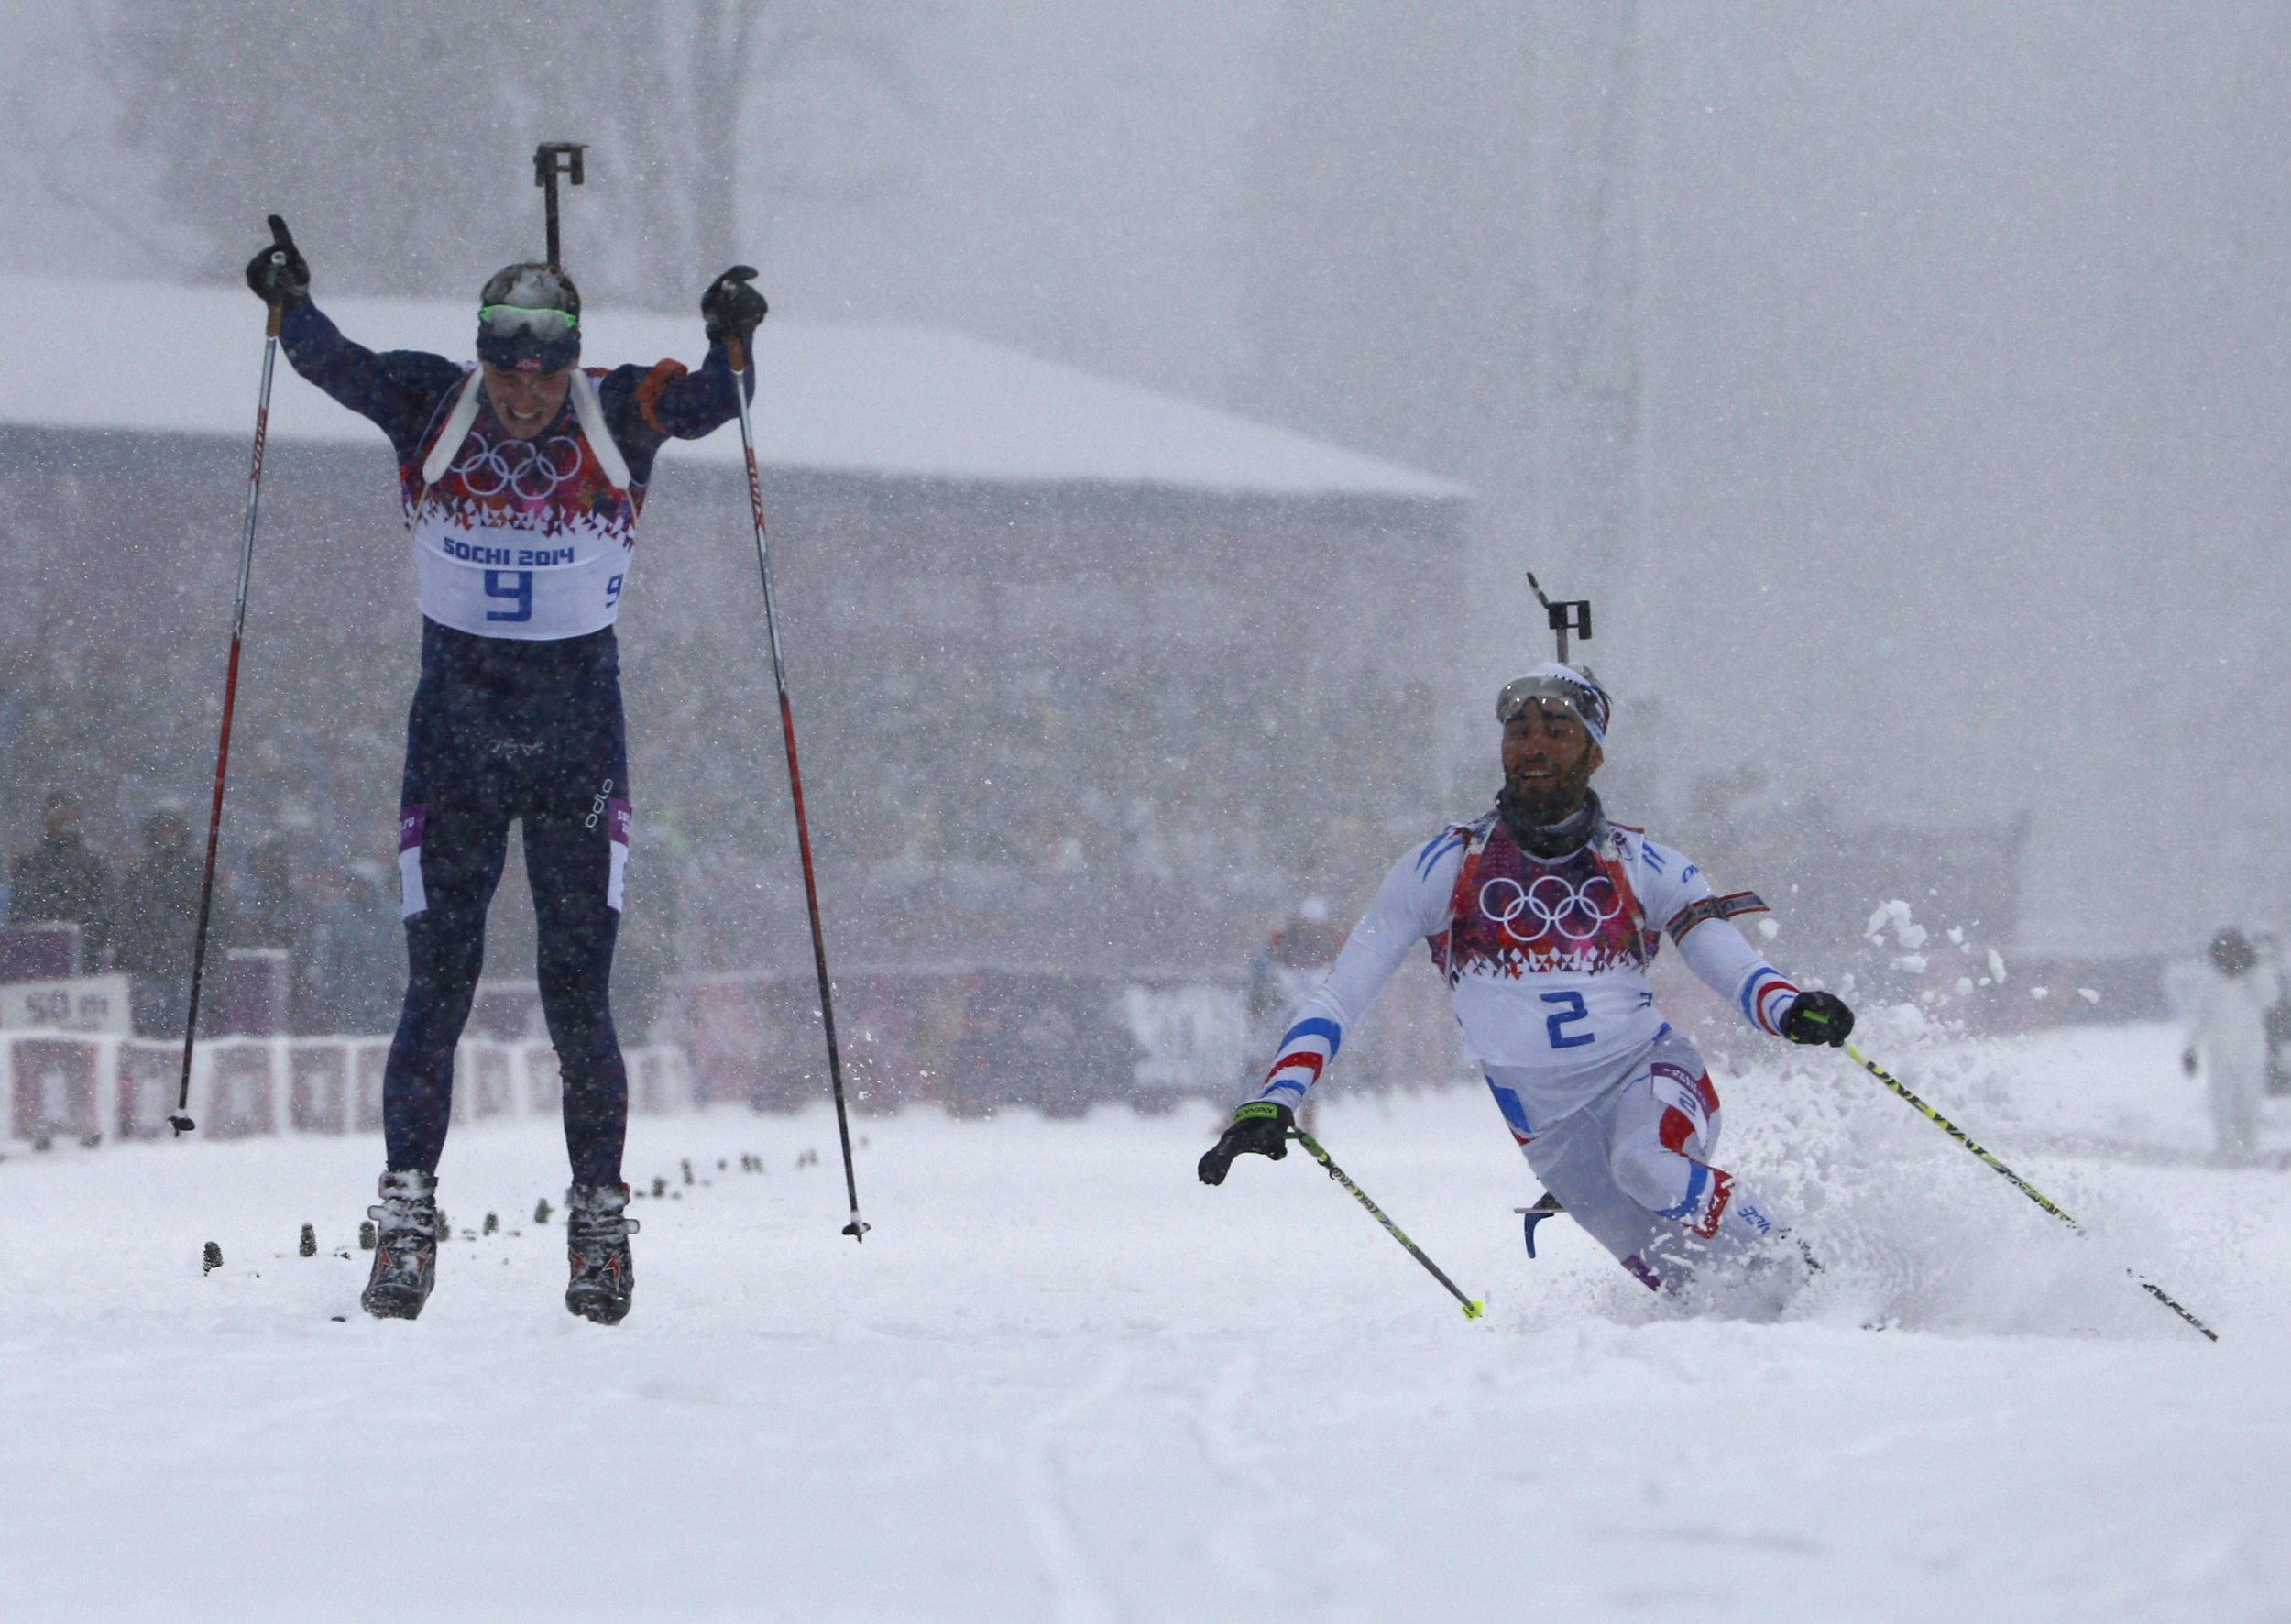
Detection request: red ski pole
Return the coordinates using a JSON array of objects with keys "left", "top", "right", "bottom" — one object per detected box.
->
[
  {"left": 170, "top": 234, "right": 288, "bottom": 1136},
  {"left": 725, "top": 313, "right": 869, "bottom": 1241}
]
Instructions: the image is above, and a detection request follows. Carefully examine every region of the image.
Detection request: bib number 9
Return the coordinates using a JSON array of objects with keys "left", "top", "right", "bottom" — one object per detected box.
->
[
  {"left": 1540, "top": 990, "right": 1595, "bottom": 1050},
  {"left": 484, "top": 569, "right": 533, "bottom": 623}
]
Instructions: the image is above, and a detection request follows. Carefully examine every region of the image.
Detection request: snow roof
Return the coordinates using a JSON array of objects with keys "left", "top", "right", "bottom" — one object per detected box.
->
[{"left": 0, "top": 273, "right": 1464, "bottom": 500}]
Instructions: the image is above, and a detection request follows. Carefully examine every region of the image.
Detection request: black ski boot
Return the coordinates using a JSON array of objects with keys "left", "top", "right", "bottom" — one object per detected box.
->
[
  {"left": 361, "top": 1169, "right": 439, "bottom": 1321},
  {"left": 565, "top": 1182, "right": 639, "bottom": 1325}
]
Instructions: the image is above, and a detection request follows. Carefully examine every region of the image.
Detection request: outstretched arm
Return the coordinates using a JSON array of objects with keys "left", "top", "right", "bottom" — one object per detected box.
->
[
  {"left": 1252, "top": 831, "right": 1462, "bottom": 1111},
  {"left": 1644, "top": 838, "right": 1851, "bottom": 1045},
  {"left": 1672, "top": 910, "right": 1801, "bottom": 1037},
  {"left": 1199, "top": 831, "right": 1460, "bottom": 1186},
  {"left": 1639, "top": 837, "right": 1800, "bottom": 1036}
]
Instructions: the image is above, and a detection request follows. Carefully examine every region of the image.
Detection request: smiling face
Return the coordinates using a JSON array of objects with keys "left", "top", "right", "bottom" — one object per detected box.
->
[
  {"left": 1500, "top": 699, "right": 1604, "bottom": 825},
  {"left": 479, "top": 363, "right": 573, "bottom": 440}
]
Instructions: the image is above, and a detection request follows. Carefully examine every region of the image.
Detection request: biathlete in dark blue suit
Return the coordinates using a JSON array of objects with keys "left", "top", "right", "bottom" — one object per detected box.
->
[{"left": 246, "top": 219, "right": 768, "bottom": 1324}]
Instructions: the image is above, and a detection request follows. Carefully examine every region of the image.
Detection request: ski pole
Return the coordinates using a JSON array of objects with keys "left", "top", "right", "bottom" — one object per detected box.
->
[
  {"left": 1290, "top": 1127, "right": 1484, "bottom": 1320},
  {"left": 1845, "top": 1043, "right": 2217, "bottom": 1342},
  {"left": 723, "top": 321, "right": 869, "bottom": 1243},
  {"left": 170, "top": 247, "right": 289, "bottom": 1136}
]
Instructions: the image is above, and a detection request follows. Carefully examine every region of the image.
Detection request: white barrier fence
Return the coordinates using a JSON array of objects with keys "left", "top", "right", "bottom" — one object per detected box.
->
[{"left": 3, "top": 1032, "right": 696, "bottom": 1147}]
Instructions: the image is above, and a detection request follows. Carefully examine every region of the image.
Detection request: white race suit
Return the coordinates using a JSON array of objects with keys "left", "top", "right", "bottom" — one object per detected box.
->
[
  {"left": 2189, "top": 961, "right": 2283, "bottom": 1158},
  {"left": 1248, "top": 807, "right": 1811, "bottom": 1289}
]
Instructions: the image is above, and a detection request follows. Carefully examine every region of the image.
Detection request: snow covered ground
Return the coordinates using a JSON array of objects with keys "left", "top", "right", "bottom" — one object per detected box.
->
[{"left": 4, "top": 1019, "right": 2288, "bottom": 1621}]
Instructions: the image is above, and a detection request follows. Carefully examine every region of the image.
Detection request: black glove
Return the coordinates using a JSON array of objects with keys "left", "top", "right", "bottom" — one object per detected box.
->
[
  {"left": 244, "top": 214, "right": 310, "bottom": 308},
  {"left": 1780, "top": 989, "right": 1855, "bottom": 1047},
  {"left": 1198, "top": 1102, "right": 1294, "bottom": 1185},
  {"left": 702, "top": 264, "right": 768, "bottom": 349}
]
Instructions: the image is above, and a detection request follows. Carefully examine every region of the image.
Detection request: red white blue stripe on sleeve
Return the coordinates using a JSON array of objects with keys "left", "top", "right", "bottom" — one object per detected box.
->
[
  {"left": 1740, "top": 969, "right": 1801, "bottom": 1036},
  {"left": 1259, "top": 1016, "right": 1344, "bottom": 1103}
]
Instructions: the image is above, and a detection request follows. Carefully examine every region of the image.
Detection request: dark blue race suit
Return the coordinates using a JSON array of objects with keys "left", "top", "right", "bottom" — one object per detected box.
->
[{"left": 281, "top": 300, "right": 749, "bottom": 1185}]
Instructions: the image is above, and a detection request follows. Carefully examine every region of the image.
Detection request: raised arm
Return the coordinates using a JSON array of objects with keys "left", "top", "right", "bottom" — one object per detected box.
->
[
  {"left": 245, "top": 216, "right": 465, "bottom": 462},
  {"left": 279, "top": 302, "right": 467, "bottom": 464},
  {"left": 600, "top": 342, "right": 753, "bottom": 449},
  {"left": 599, "top": 264, "right": 764, "bottom": 454}
]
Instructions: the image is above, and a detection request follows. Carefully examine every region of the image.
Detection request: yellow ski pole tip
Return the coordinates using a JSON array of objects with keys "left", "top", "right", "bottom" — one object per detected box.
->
[{"left": 1462, "top": 1300, "right": 1485, "bottom": 1321}]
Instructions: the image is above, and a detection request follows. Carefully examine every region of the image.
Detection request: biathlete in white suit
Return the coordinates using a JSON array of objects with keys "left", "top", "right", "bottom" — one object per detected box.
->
[
  {"left": 244, "top": 217, "right": 767, "bottom": 1325},
  {"left": 1199, "top": 664, "right": 1856, "bottom": 1294}
]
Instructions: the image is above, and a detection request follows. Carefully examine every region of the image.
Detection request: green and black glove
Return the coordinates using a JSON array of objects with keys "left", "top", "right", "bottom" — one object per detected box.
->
[
  {"left": 1197, "top": 1101, "right": 1294, "bottom": 1185},
  {"left": 1779, "top": 989, "right": 1855, "bottom": 1048}
]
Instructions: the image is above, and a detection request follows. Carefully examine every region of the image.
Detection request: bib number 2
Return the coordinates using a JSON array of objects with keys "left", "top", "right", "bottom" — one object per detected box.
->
[
  {"left": 1540, "top": 990, "right": 1595, "bottom": 1050},
  {"left": 484, "top": 569, "right": 533, "bottom": 623}
]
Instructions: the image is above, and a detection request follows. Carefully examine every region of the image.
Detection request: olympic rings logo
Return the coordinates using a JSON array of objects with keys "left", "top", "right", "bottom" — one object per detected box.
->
[
  {"left": 1479, "top": 872, "right": 1624, "bottom": 944},
  {"left": 455, "top": 434, "right": 586, "bottom": 500}
]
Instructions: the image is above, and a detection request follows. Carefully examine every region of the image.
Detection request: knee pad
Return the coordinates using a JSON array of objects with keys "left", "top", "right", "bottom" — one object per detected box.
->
[{"left": 1615, "top": 1058, "right": 1744, "bottom": 1233}]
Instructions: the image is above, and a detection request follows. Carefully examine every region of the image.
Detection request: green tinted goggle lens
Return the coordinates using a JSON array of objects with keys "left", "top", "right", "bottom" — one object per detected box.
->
[{"left": 478, "top": 303, "right": 579, "bottom": 337}]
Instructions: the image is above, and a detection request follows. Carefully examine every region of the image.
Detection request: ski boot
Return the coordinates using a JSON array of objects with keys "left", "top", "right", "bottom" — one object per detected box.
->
[
  {"left": 361, "top": 1169, "right": 439, "bottom": 1321},
  {"left": 1724, "top": 1230, "right": 1824, "bottom": 1321},
  {"left": 565, "top": 1182, "right": 640, "bottom": 1325}
]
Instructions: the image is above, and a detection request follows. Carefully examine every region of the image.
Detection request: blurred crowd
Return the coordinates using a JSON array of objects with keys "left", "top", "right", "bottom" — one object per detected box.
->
[
  {"left": 632, "top": 623, "right": 1440, "bottom": 886},
  {"left": 0, "top": 591, "right": 1444, "bottom": 1037},
  {"left": 5, "top": 784, "right": 694, "bottom": 1048},
  {"left": 5, "top": 791, "right": 402, "bottom": 1037}
]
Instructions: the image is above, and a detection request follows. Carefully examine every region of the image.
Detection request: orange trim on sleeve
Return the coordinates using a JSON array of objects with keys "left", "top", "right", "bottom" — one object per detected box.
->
[{"left": 634, "top": 357, "right": 691, "bottom": 435}]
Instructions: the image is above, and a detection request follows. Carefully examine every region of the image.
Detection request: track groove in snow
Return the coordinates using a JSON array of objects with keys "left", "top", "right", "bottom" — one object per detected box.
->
[{"left": 1, "top": 1023, "right": 2286, "bottom": 1620}]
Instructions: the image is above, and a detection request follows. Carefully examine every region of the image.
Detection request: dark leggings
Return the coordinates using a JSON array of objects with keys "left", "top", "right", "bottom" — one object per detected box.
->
[{"left": 384, "top": 621, "right": 630, "bottom": 1186}]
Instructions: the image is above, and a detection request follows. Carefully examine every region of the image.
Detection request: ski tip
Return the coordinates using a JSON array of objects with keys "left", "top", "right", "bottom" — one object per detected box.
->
[{"left": 1462, "top": 1299, "right": 1485, "bottom": 1322}]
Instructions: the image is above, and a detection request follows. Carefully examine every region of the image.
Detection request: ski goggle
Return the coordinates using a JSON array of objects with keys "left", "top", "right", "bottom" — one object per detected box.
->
[
  {"left": 1496, "top": 665, "right": 1611, "bottom": 741},
  {"left": 478, "top": 303, "right": 580, "bottom": 339}
]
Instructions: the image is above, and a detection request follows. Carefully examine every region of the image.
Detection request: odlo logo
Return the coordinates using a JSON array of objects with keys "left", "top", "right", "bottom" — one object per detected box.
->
[{"left": 584, "top": 778, "right": 616, "bottom": 830}]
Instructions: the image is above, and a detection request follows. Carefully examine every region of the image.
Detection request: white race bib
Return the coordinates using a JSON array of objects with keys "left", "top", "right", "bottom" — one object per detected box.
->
[{"left": 407, "top": 371, "right": 640, "bottom": 642}]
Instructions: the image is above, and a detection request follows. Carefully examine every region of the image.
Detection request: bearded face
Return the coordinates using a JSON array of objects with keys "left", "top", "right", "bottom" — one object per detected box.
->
[{"left": 1500, "top": 699, "right": 1603, "bottom": 825}]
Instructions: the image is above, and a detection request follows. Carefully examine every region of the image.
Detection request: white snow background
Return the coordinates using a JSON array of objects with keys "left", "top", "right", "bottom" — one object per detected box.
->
[{"left": 4, "top": 1021, "right": 2286, "bottom": 1622}]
